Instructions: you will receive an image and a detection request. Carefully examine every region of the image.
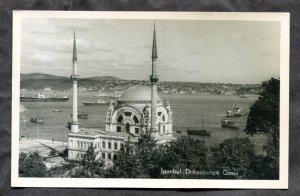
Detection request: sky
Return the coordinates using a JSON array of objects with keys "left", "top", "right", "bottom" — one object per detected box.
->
[{"left": 20, "top": 18, "right": 280, "bottom": 84}]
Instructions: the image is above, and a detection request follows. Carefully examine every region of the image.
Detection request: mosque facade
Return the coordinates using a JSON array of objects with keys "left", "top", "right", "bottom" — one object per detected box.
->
[{"left": 68, "top": 25, "right": 174, "bottom": 161}]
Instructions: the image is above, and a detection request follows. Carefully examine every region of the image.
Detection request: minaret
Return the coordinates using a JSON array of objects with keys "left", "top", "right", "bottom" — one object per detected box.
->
[
  {"left": 71, "top": 30, "right": 79, "bottom": 133},
  {"left": 149, "top": 23, "right": 159, "bottom": 136}
]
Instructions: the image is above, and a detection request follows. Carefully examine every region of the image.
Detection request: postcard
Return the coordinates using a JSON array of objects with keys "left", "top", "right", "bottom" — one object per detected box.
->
[{"left": 11, "top": 11, "right": 289, "bottom": 188}]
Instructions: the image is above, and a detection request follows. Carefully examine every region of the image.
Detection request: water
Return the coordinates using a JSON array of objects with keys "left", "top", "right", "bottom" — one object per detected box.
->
[{"left": 20, "top": 92, "right": 266, "bottom": 152}]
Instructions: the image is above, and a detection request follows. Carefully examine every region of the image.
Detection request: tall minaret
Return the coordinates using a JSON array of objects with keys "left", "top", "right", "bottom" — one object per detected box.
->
[
  {"left": 71, "top": 30, "right": 79, "bottom": 133},
  {"left": 149, "top": 23, "right": 159, "bottom": 136}
]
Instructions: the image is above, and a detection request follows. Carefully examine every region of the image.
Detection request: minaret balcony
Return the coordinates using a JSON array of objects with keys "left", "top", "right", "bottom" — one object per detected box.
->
[
  {"left": 149, "top": 75, "right": 159, "bottom": 83},
  {"left": 71, "top": 75, "right": 79, "bottom": 81}
]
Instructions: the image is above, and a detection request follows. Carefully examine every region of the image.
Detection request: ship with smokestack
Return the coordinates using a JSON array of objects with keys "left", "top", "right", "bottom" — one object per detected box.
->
[{"left": 20, "top": 91, "right": 69, "bottom": 102}]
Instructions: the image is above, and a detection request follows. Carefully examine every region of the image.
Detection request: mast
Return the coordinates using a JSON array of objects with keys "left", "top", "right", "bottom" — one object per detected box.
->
[
  {"left": 149, "top": 22, "right": 159, "bottom": 136},
  {"left": 71, "top": 30, "right": 79, "bottom": 133}
]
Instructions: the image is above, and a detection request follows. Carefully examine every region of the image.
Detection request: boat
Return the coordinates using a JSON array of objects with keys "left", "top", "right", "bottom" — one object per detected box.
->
[
  {"left": 94, "top": 93, "right": 108, "bottom": 98},
  {"left": 52, "top": 109, "right": 62, "bottom": 112},
  {"left": 82, "top": 99, "right": 107, "bottom": 106},
  {"left": 20, "top": 92, "right": 69, "bottom": 102},
  {"left": 187, "top": 119, "right": 210, "bottom": 136},
  {"left": 71, "top": 111, "right": 88, "bottom": 119},
  {"left": 226, "top": 101, "right": 247, "bottom": 117},
  {"left": 221, "top": 119, "right": 240, "bottom": 129},
  {"left": 239, "top": 94, "right": 248, "bottom": 98},
  {"left": 66, "top": 122, "right": 71, "bottom": 129},
  {"left": 187, "top": 128, "right": 210, "bottom": 136},
  {"left": 30, "top": 117, "right": 44, "bottom": 123}
]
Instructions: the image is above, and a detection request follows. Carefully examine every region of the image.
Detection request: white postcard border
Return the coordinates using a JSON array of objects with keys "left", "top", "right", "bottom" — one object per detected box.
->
[{"left": 11, "top": 11, "right": 289, "bottom": 189}]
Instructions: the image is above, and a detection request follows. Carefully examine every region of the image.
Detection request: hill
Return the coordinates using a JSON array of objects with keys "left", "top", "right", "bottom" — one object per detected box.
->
[
  {"left": 20, "top": 73, "right": 123, "bottom": 91},
  {"left": 21, "top": 73, "right": 68, "bottom": 81},
  {"left": 86, "top": 76, "right": 121, "bottom": 81}
]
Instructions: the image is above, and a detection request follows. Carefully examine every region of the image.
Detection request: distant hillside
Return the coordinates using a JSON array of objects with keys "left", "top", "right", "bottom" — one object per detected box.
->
[
  {"left": 20, "top": 73, "right": 261, "bottom": 95},
  {"left": 86, "top": 76, "right": 121, "bottom": 81},
  {"left": 21, "top": 73, "right": 68, "bottom": 81},
  {"left": 20, "top": 73, "right": 124, "bottom": 91}
]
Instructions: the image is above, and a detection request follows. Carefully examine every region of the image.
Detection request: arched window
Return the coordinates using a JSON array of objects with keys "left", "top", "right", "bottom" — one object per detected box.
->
[
  {"left": 102, "top": 153, "right": 105, "bottom": 159},
  {"left": 108, "top": 153, "right": 111, "bottom": 160},
  {"left": 126, "top": 123, "right": 130, "bottom": 133},
  {"left": 114, "top": 143, "right": 118, "bottom": 150},
  {"left": 117, "top": 115, "right": 123, "bottom": 123},
  {"left": 133, "top": 115, "right": 139, "bottom": 124},
  {"left": 117, "top": 126, "right": 121, "bottom": 132},
  {"left": 162, "top": 115, "right": 165, "bottom": 122},
  {"left": 124, "top": 112, "right": 131, "bottom": 116},
  {"left": 108, "top": 142, "right": 111, "bottom": 149},
  {"left": 102, "top": 141, "right": 105, "bottom": 148}
]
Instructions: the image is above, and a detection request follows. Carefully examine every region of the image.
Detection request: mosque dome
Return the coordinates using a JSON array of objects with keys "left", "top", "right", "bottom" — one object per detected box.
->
[{"left": 118, "top": 85, "right": 162, "bottom": 102}]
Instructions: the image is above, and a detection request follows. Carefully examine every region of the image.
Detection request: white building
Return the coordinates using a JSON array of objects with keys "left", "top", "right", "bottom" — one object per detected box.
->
[
  {"left": 106, "top": 85, "right": 173, "bottom": 136},
  {"left": 68, "top": 25, "right": 174, "bottom": 161}
]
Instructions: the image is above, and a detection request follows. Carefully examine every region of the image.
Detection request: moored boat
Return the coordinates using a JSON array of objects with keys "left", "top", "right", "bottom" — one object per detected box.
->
[
  {"left": 221, "top": 119, "right": 240, "bottom": 129},
  {"left": 239, "top": 94, "right": 248, "bottom": 98},
  {"left": 187, "top": 119, "right": 210, "bottom": 137},
  {"left": 30, "top": 117, "right": 44, "bottom": 123},
  {"left": 71, "top": 111, "right": 88, "bottom": 119},
  {"left": 21, "top": 92, "right": 69, "bottom": 102},
  {"left": 226, "top": 101, "right": 247, "bottom": 117},
  {"left": 82, "top": 99, "right": 107, "bottom": 106},
  {"left": 187, "top": 128, "right": 210, "bottom": 136},
  {"left": 66, "top": 122, "right": 71, "bottom": 129}
]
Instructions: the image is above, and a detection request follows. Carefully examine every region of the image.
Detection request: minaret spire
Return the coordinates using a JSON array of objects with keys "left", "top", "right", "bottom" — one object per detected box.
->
[
  {"left": 71, "top": 30, "right": 79, "bottom": 133},
  {"left": 152, "top": 22, "right": 158, "bottom": 59},
  {"left": 73, "top": 30, "right": 77, "bottom": 62},
  {"left": 149, "top": 22, "right": 159, "bottom": 136}
]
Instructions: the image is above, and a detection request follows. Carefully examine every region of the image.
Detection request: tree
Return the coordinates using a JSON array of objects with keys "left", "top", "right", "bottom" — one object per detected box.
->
[
  {"left": 249, "top": 154, "right": 279, "bottom": 179},
  {"left": 155, "top": 136, "right": 210, "bottom": 179},
  {"left": 244, "top": 78, "right": 280, "bottom": 156},
  {"left": 70, "top": 145, "right": 105, "bottom": 178},
  {"left": 244, "top": 78, "right": 280, "bottom": 179},
  {"left": 106, "top": 141, "right": 139, "bottom": 178},
  {"left": 211, "top": 137, "right": 255, "bottom": 179},
  {"left": 19, "top": 151, "right": 47, "bottom": 177},
  {"left": 81, "top": 144, "right": 104, "bottom": 177},
  {"left": 107, "top": 132, "right": 160, "bottom": 178}
]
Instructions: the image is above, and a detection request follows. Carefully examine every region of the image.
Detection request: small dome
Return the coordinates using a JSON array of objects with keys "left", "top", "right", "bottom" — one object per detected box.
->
[{"left": 118, "top": 85, "right": 162, "bottom": 102}]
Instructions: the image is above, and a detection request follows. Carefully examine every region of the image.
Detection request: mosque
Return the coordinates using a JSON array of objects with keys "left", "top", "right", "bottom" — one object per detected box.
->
[{"left": 68, "top": 25, "right": 174, "bottom": 161}]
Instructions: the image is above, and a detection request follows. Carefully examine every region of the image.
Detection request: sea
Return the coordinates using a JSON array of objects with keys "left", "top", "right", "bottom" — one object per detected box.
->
[{"left": 19, "top": 92, "right": 266, "bottom": 153}]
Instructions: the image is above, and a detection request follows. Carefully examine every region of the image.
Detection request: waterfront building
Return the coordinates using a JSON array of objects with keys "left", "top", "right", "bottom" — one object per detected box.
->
[{"left": 68, "top": 25, "right": 174, "bottom": 161}]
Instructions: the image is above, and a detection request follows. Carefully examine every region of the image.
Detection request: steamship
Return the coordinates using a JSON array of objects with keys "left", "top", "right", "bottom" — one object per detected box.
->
[{"left": 20, "top": 92, "right": 69, "bottom": 102}]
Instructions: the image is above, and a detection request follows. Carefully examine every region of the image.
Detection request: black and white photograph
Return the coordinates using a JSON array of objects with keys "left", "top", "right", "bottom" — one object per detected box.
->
[{"left": 11, "top": 11, "right": 289, "bottom": 188}]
